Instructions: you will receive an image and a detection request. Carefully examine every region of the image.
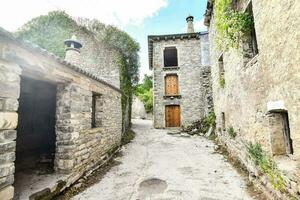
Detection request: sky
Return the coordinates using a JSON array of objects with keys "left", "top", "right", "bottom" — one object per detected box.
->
[{"left": 0, "top": 0, "right": 207, "bottom": 81}]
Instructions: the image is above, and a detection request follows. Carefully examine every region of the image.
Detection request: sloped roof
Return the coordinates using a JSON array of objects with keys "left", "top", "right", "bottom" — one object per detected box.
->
[{"left": 0, "top": 27, "right": 122, "bottom": 93}]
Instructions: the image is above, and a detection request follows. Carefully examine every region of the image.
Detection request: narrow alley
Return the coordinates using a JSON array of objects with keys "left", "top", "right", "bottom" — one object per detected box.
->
[{"left": 73, "top": 119, "right": 257, "bottom": 200}]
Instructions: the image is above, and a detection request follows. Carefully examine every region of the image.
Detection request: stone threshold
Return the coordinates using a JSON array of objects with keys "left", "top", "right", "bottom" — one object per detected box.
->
[{"left": 13, "top": 146, "right": 121, "bottom": 200}]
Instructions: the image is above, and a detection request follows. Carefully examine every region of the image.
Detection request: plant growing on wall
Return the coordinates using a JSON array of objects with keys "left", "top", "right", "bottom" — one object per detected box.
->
[
  {"left": 227, "top": 126, "right": 236, "bottom": 138},
  {"left": 219, "top": 76, "right": 225, "bottom": 88},
  {"left": 214, "top": 0, "right": 254, "bottom": 50},
  {"left": 202, "top": 111, "right": 216, "bottom": 132},
  {"left": 16, "top": 11, "right": 140, "bottom": 131},
  {"left": 246, "top": 142, "right": 286, "bottom": 191}
]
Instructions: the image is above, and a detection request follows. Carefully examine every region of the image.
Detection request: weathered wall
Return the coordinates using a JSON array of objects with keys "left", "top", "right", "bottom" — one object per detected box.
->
[
  {"left": 63, "top": 28, "right": 120, "bottom": 89},
  {"left": 207, "top": 0, "right": 300, "bottom": 198},
  {"left": 0, "top": 30, "right": 122, "bottom": 199},
  {"left": 152, "top": 34, "right": 212, "bottom": 128}
]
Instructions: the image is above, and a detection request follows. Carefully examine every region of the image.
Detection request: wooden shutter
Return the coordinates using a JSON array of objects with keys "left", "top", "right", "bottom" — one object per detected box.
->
[{"left": 165, "top": 75, "right": 178, "bottom": 95}]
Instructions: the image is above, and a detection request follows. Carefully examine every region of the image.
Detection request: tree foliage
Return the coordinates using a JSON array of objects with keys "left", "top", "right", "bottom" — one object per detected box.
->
[
  {"left": 215, "top": 0, "right": 254, "bottom": 50},
  {"left": 16, "top": 11, "right": 140, "bottom": 128},
  {"left": 134, "top": 75, "right": 153, "bottom": 113}
]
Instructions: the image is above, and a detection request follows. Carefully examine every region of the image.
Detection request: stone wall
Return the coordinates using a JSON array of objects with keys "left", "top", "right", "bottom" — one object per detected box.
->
[
  {"left": 0, "top": 29, "right": 122, "bottom": 199},
  {"left": 206, "top": 0, "right": 300, "bottom": 198},
  {"left": 152, "top": 34, "right": 212, "bottom": 128},
  {"left": 63, "top": 29, "right": 120, "bottom": 89},
  {"left": 74, "top": 30, "right": 121, "bottom": 89}
]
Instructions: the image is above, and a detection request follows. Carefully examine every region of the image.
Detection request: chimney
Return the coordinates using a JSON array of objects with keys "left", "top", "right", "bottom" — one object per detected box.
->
[
  {"left": 186, "top": 15, "right": 194, "bottom": 33},
  {"left": 64, "top": 35, "right": 82, "bottom": 66}
]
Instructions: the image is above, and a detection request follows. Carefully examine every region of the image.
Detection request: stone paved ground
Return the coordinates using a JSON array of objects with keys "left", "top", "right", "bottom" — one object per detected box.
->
[{"left": 73, "top": 119, "right": 255, "bottom": 200}]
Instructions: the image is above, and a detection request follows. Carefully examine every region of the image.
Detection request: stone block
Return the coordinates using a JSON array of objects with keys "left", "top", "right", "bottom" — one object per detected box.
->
[
  {"left": 3, "top": 99, "right": 18, "bottom": 112},
  {"left": 0, "top": 163, "right": 14, "bottom": 178},
  {"left": 0, "top": 59, "right": 21, "bottom": 74},
  {"left": 0, "top": 186, "right": 14, "bottom": 200},
  {"left": 0, "top": 153, "right": 15, "bottom": 164},
  {"left": 56, "top": 159, "right": 74, "bottom": 171},
  {"left": 0, "top": 130, "right": 16, "bottom": 141},
  {"left": 0, "top": 82, "right": 20, "bottom": 98},
  {"left": 0, "top": 175, "right": 13, "bottom": 188},
  {"left": 0, "top": 113, "right": 18, "bottom": 130},
  {"left": 0, "top": 141, "right": 15, "bottom": 154},
  {"left": 0, "top": 99, "right": 4, "bottom": 111}
]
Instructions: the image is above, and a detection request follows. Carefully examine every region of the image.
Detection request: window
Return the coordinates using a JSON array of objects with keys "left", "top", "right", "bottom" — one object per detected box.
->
[
  {"left": 268, "top": 111, "right": 293, "bottom": 155},
  {"left": 165, "top": 74, "right": 178, "bottom": 95},
  {"left": 221, "top": 112, "right": 226, "bottom": 131},
  {"left": 91, "top": 92, "right": 102, "bottom": 128},
  {"left": 218, "top": 54, "right": 225, "bottom": 88},
  {"left": 164, "top": 47, "right": 178, "bottom": 67},
  {"left": 243, "top": 2, "right": 258, "bottom": 63}
]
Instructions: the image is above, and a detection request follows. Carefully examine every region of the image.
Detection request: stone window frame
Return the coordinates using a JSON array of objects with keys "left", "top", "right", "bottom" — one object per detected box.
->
[
  {"left": 218, "top": 53, "right": 225, "bottom": 88},
  {"left": 242, "top": 1, "right": 259, "bottom": 67},
  {"left": 267, "top": 101, "right": 294, "bottom": 156},
  {"left": 91, "top": 92, "right": 102, "bottom": 128},
  {"left": 161, "top": 45, "right": 180, "bottom": 69},
  {"left": 221, "top": 112, "right": 226, "bottom": 131}
]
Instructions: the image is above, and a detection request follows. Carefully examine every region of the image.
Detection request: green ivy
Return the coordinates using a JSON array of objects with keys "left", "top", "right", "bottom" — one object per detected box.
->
[
  {"left": 215, "top": 0, "right": 254, "bottom": 50},
  {"left": 246, "top": 143, "right": 286, "bottom": 191},
  {"left": 16, "top": 11, "right": 140, "bottom": 130}
]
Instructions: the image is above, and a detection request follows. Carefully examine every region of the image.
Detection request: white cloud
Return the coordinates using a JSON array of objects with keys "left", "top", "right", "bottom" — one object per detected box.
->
[
  {"left": 0, "top": 0, "right": 168, "bottom": 31},
  {"left": 194, "top": 18, "right": 207, "bottom": 32}
]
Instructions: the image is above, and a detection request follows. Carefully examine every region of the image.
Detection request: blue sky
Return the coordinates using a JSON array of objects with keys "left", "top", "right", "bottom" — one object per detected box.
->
[
  {"left": 124, "top": 0, "right": 208, "bottom": 80},
  {"left": 0, "top": 0, "right": 207, "bottom": 81}
]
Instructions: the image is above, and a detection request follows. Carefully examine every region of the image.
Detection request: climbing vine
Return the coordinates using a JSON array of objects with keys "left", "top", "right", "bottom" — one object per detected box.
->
[
  {"left": 16, "top": 11, "right": 140, "bottom": 130},
  {"left": 215, "top": 0, "right": 254, "bottom": 50}
]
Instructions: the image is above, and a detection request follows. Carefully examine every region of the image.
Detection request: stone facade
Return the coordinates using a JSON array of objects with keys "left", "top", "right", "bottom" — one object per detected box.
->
[
  {"left": 0, "top": 28, "right": 122, "bottom": 199},
  {"left": 73, "top": 30, "right": 121, "bottom": 88},
  {"left": 205, "top": 0, "right": 300, "bottom": 198},
  {"left": 148, "top": 30, "right": 212, "bottom": 128}
]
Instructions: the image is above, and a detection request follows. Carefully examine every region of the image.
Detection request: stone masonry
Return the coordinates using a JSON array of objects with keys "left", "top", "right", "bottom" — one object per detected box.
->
[
  {"left": 148, "top": 17, "right": 213, "bottom": 128},
  {"left": 0, "top": 27, "right": 122, "bottom": 199},
  {"left": 205, "top": 0, "right": 300, "bottom": 198}
]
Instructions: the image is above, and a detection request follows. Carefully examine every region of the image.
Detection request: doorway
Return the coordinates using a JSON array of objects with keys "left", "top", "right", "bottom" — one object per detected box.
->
[
  {"left": 16, "top": 77, "right": 57, "bottom": 173},
  {"left": 165, "top": 105, "right": 180, "bottom": 127}
]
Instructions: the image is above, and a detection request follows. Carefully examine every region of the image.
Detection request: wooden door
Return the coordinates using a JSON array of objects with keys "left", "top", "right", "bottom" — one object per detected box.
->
[
  {"left": 165, "top": 105, "right": 180, "bottom": 127},
  {"left": 165, "top": 75, "right": 178, "bottom": 95}
]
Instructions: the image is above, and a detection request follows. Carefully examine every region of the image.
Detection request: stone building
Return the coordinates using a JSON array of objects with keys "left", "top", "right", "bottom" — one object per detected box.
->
[
  {"left": 205, "top": 0, "right": 300, "bottom": 198},
  {"left": 0, "top": 27, "right": 122, "bottom": 199},
  {"left": 148, "top": 16, "right": 212, "bottom": 128}
]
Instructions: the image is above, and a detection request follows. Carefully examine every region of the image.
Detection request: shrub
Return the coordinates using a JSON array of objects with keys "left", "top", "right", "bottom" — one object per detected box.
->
[
  {"left": 246, "top": 142, "right": 286, "bottom": 191},
  {"left": 134, "top": 75, "right": 153, "bottom": 113},
  {"left": 215, "top": 0, "right": 254, "bottom": 50},
  {"left": 202, "top": 111, "right": 216, "bottom": 133}
]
